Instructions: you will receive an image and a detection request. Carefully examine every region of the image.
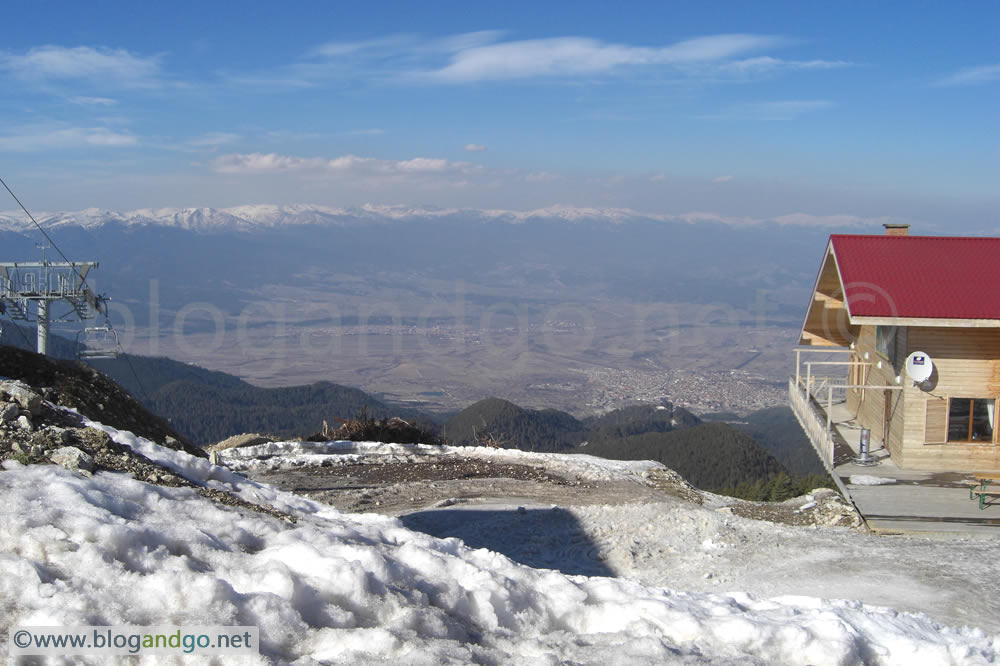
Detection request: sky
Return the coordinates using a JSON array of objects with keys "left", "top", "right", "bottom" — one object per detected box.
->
[{"left": 0, "top": 1, "right": 997, "bottom": 230}]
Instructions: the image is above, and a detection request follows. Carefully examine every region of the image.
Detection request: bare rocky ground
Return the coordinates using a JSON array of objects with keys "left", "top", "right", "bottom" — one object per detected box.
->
[
  {"left": 0, "top": 348, "right": 295, "bottom": 523},
  {"left": 241, "top": 446, "right": 862, "bottom": 529}
]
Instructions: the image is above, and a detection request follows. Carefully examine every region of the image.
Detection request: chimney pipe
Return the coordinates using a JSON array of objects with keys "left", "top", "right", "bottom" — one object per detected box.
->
[{"left": 883, "top": 223, "right": 910, "bottom": 236}]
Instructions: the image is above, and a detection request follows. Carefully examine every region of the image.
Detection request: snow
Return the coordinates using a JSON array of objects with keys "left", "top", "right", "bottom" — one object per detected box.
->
[
  {"left": 2, "top": 426, "right": 999, "bottom": 664},
  {"left": 0, "top": 203, "right": 850, "bottom": 234},
  {"left": 850, "top": 475, "right": 898, "bottom": 486}
]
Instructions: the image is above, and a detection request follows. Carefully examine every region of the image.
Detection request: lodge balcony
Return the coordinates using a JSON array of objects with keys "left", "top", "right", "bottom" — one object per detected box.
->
[{"left": 789, "top": 348, "right": 1000, "bottom": 536}]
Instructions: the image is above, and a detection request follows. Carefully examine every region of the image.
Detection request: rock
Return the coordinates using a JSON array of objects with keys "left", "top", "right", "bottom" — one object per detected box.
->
[
  {"left": 0, "top": 381, "right": 42, "bottom": 416},
  {"left": 11, "top": 442, "right": 27, "bottom": 455},
  {"left": 208, "top": 433, "right": 275, "bottom": 452},
  {"left": 48, "top": 446, "right": 95, "bottom": 474},
  {"left": 44, "top": 426, "right": 70, "bottom": 445},
  {"left": 0, "top": 402, "right": 18, "bottom": 423},
  {"left": 16, "top": 415, "right": 32, "bottom": 431}
]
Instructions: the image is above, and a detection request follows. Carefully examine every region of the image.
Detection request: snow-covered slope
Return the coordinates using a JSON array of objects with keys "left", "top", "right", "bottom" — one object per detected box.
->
[{"left": 2, "top": 421, "right": 997, "bottom": 664}]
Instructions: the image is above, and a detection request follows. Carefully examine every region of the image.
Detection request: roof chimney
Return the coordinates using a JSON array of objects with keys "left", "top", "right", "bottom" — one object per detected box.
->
[{"left": 883, "top": 223, "right": 910, "bottom": 237}]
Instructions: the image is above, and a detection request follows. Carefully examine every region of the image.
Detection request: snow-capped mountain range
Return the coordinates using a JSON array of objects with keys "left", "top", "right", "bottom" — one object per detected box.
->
[{"left": 0, "top": 203, "right": 880, "bottom": 233}]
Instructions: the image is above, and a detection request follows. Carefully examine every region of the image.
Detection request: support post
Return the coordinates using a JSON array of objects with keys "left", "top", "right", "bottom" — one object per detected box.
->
[
  {"left": 795, "top": 349, "right": 801, "bottom": 387},
  {"left": 36, "top": 299, "right": 48, "bottom": 356},
  {"left": 827, "top": 383, "right": 833, "bottom": 463}
]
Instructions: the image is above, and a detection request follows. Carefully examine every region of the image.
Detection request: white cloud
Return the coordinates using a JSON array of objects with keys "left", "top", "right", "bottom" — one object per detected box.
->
[
  {"left": 1, "top": 46, "right": 162, "bottom": 87},
  {"left": 311, "top": 34, "right": 416, "bottom": 58},
  {"left": 396, "top": 157, "right": 451, "bottom": 171},
  {"left": 719, "top": 56, "right": 850, "bottom": 75},
  {"left": 69, "top": 96, "right": 117, "bottom": 106},
  {"left": 426, "top": 34, "right": 780, "bottom": 82},
  {"left": 0, "top": 126, "right": 138, "bottom": 151},
  {"left": 347, "top": 128, "right": 385, "bottom": 136},
  {"left": 463, "top": 143, "right": 487, "bottom": 152},
  {"left": 312, "top": 31, "right": 504, "bottom": 59},
  {"left": 648, "top": 172, "right": 667, "bottom": 182},
  {"left": 712, "top": 175, "right": 734, "bottom": 183},
  {"left": 213, "top": 152, "right": 481, "bottom": 179},
  {"left": 936, "top": 63, "right": 1000, "bottom": 86},
  {"left": 236, "top": 31, "right": 846, "bottom": 89}
]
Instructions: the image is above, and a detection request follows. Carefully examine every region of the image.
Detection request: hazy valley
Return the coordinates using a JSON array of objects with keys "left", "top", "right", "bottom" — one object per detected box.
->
[{"left": 1, "top": 205, "right": 831, "bottom": 416}]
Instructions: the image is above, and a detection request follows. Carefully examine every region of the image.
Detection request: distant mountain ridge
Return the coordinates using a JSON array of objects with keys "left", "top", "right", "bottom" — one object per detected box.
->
[{"left": 0, "top": 203, "right": 874, "bottom": 233}]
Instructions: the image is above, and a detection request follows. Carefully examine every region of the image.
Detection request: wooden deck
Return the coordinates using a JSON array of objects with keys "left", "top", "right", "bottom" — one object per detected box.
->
[{"left": 791, "top": 380, "right": 1000, "bottom": 536}]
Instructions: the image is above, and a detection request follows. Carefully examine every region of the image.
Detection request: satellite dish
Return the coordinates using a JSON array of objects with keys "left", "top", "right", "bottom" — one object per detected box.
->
[{"left": 905, "top": 351, "right": 933, "bottom": 383}]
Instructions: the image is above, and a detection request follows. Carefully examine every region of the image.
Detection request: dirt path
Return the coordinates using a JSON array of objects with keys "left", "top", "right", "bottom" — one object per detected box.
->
[
  {"left": 243, "top": 453, "right": 858, "bottom": 529},
  {"left": 248, "top": 456, "right": 675, "bottom": 515}
]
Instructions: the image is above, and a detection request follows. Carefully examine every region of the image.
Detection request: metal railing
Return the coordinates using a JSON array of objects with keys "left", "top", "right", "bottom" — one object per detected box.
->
[{"left": 791, "top": 347, "right": 902, "bottom": 467}]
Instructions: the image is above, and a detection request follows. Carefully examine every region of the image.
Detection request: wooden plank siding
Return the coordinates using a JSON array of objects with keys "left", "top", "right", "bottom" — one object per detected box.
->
[
  {"left": 902, "top": 327, "right": 1000, "bottom": 471},
  {"left": 846, "top": 325, "right": 907, "bottom": 460}
]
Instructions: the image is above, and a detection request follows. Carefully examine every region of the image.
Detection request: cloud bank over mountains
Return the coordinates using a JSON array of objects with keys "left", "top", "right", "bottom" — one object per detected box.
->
[{"left": 0, "top": 203, "right": 891, "bottom": 234}]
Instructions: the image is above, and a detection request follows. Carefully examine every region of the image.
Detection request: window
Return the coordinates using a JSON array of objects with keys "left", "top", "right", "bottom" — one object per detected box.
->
[
  {"left": 947, "top": 398, "right": 996, "bottom": 443},
  {"left": 875, "top": 326, "right": 896, "bottom": 362}
]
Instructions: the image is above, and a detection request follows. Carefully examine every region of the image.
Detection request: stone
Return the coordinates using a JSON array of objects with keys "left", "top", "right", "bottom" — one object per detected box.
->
[
  {"left": 11, "top": 442, "right": 27, "bottom": 455},
  {"left": 0, "top": 402, "right": 18, "bottom": 423},
  {"left": 16, "top": 415, "right": 32, "bottom": 431},
  {"left": 48, "top": 446, "right": 95, "bottom": 474},
  {"left": 0, "top": 381, "right": 42, "bottom": 417},
  {"left": 46, "top": 427, "right": 71, "bottom": 445}
]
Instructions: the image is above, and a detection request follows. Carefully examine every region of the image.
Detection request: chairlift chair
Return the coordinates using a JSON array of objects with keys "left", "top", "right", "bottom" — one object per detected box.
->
[{"left": 76, "top": 324, "right": 121, "bottom": 360}]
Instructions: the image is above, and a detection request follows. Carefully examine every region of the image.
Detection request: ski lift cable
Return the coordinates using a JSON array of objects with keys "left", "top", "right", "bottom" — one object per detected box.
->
[
  {"left": 0, "top": 176, "right": 94, "bottom": 290},
  {"left": 0, "top": 175, "right": 148, "bottom": 400}
]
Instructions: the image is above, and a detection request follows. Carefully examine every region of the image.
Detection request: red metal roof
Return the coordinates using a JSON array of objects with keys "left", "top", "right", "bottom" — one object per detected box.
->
[{"left": 829, "top": 235, "right": 1000, "bottom": 320}]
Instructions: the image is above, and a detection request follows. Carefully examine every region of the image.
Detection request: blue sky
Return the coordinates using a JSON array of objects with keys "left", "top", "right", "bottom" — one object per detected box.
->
[{"left": 1, "top": 1, "right": 997, "bottom": 230}]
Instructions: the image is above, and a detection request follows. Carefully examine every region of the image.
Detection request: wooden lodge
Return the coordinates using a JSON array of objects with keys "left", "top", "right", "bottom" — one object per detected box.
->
[{"left": 792, "top": 224, "right": 1000, "bottom": 473}]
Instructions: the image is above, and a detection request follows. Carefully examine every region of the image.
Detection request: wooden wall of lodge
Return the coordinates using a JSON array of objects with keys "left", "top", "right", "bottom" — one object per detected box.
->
[{"left": 847, "top": 325, "right": 1000, "bottom": 472}]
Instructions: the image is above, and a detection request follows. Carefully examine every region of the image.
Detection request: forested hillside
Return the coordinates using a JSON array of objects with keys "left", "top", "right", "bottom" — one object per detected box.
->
[
  {"left": 88, "top": 355, "right": 431, "bottom": 444},
  {"left": 583, "top": 404, "right": 700, "bottom": 444},
  {"left": 444, "top": 398, "right": 585, "bottom": 452},
  {"left": 702, "top": 407, "right": 825, "bottom": 476},
  {"left": 582, "top": 422, "right": 788, "bottom": 490}
]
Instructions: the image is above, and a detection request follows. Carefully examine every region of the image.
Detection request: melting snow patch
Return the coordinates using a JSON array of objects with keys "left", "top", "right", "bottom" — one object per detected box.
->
[{"left": 850, "top": 475, "right": 897, "bottom": 486}]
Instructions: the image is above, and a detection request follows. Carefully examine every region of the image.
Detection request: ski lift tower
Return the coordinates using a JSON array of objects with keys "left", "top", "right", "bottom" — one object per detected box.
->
[{"left": 0, "top": 246, "right": 106, "bottom": 356}]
